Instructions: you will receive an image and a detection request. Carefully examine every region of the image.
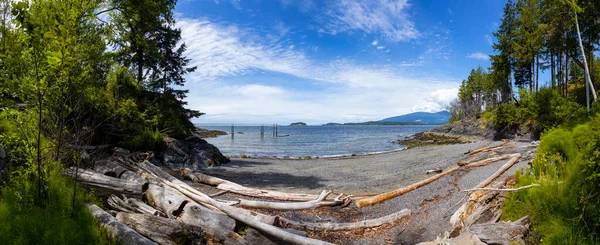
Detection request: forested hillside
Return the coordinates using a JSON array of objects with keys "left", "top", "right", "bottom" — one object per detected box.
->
[
  {"left": 449, "top": 0, "right": 600, "bottom": 137},
  {"left": 0, "top": 0, "right": 199, "bottom": 243},
  {"left": 450, "top": 0, "right": 600, "bottom": 243}
]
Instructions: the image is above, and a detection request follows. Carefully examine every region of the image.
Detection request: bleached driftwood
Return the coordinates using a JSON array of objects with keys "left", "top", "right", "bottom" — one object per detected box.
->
[
  {"left": 468, "top": 216, "right": 530, "bottom": 245},
  {"left": 465, "top": 153, "right": 519, "bottom": 168},
  {"left": 239, "top": 190, "right": 347, "bottom": 211},
  {"left": 181, "top": 168, "right": 320, "bottom": 201},
  {"left": 465, "top": 140, "right": 509, "bottom": 155},
  {"left": 473, "top": 155, "right": 521, "bottom": 189},
  {"left": 356, "top": 153, "right": 522, "bottom": 208},
  {"left": 116, "top": 212, "right": 205, "bottom": 245},
  {"left": 65, "top": 167, "right": 144, "bottom": 196},
  {"left": 355, "top": 165, "right": 462, "bottom": 208},
  {"left": 107, "top": 194, "right": 164, "bottom": 217},
  {"left": 86, "top": 203, "right": 157, "bottom": 245},
  {"left": 144, "top": 183, "right": 244, "bottom": 245},
  {"left": 460, "top": 184, "right": 540, "bottom": 192},
  {"left": 126, "top": 161, "right": 334, "bottom": 245},
  {"left": 449, "top": 154, "right": 522, "bottom": 235},
  {"left": 278, "top": 209, "right": 411, "bottom": 231}
]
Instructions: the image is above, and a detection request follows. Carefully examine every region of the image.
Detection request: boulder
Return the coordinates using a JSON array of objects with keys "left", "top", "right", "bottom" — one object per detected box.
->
[{"left": 161, "top": 136, "right": 229, "bottom": 169}]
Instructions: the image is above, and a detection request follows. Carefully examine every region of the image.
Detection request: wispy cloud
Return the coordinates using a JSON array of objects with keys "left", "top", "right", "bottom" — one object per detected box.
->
[
  {"left": 321, "top": 0, "right": 418, "bottom": 42},
  {"left": 466, "top": 52, "right": 489, "bottom": 60},
  {"left": 177, "top": 17, "right": 458, "bottom": 123},
  {"left": 484, "top": 34, "right": 493, "bottom": 46}
]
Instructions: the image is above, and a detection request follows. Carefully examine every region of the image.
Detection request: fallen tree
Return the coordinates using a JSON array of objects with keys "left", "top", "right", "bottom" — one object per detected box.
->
[
  {"left": 116, "top": 212, "right": 205, "bottom": 245},
  {"left": 239, "top": 190, "right": 347, "bottom": 211},
  {"left": 465, "top": 140, "right": 509, "bottom": 155},
  {"left": 355, "top": 165, "right": 462, "bottom": 208},
  {"left": 65, "top": 167, "right": 144, "bottom": 197},
  {"left": 181, "top": 168, "right": 321, "bottom": 201},
  {"left": 449, "top": 154, "right": 522, "bottom": 235},
  {"left": 355, "top": 153, "right": 520, "bottom": 208},
  {"left": 86, "top": 203, "right": 157, "bottom": 245},
  {"left": 123, "top": 160, "right": 335, "bottom": 245},
  {"left": 278, "top": 209, "right": 411, "bottom": 231}
]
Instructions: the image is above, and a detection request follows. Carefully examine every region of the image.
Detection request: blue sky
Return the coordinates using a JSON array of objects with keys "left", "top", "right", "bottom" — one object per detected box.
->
[{"left": 175, "top": 0, "right": 507, "bottom": 124}]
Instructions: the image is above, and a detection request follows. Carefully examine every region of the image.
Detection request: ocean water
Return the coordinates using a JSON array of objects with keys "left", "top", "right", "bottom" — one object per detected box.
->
[{"left": 199, "top": 125, "right": 438, "bottom": 158}]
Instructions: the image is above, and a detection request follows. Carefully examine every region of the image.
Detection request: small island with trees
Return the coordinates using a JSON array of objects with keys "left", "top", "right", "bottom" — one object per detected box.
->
[{"left": 289, "top": 122, "right": 307, "bottom": 126}]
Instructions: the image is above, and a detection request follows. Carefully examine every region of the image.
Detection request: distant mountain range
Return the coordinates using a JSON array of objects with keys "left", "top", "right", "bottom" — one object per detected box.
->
[
  {"left": 379, "top": 111, "right": 451, "bottom": 125},
  {"left": 323, "top": 111, "right": 450, "bottom": 126}
]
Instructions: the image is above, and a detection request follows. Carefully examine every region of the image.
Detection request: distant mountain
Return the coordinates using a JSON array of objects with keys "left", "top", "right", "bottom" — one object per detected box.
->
[{"left": 379, "top": 111, "right": 450, "bottom": 125}]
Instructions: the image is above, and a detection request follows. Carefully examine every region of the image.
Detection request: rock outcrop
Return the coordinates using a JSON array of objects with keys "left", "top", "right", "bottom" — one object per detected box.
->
[{"left": 161, "top": 136, "right": 229, "bottom": 169}]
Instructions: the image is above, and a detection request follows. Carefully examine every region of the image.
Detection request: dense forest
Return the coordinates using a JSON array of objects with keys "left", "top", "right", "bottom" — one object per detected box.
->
[
  {"left": 451, "top": 0, "right": 600, "bottom": 243},
  {"left": 450, "top": 0, "right": 600, "bottom": 133},
  {"left": 0, "top": 0, "right": 200, "bottom": 243}
]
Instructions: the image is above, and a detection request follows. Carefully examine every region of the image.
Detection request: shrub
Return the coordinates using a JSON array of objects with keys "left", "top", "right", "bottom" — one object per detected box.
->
[
  {"left": 503, "top": 115, "right": 600, "bottom": 244},
  {"left": 121, "top": 128, "right": 165, "bottom": 152},
  {"left": 0, "top": 162, "right": 114, "bottom": 244},
  {"left": 490, "top": 88, "right": 584, "bottom": 137}
]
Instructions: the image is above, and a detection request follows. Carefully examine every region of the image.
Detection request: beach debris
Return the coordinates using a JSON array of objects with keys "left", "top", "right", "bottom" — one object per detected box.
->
[
  {"left": 469, "top": 216, "right": 530, "bottom": 245},
  {"left": 277, "top": 209, "right": 411, "bottom": 231},
  {"left": 464, "top": 140, "right": 509, "bottom": 155},
  {"left": 355, "top": 153, "right": 520, "bottom": 208},
  {"left": 72, "top": 155, "right": 361, "bottom": 245},
  {"left": 239, "top": 190, "right": 348, "bottom": 211},
  {"left": 449, "top": 154, "right": 521, "bottom": 235},
  {"left": 181, "top": 167, "right": 321, "bottom": 201},
  {"left": 426, "top": 168, "right": 442, "bottom": 174},
  {"left": 86, "top": 203, "right": 158, "bottom": 245},
  {"left": 116, "top": 212, "right": 206, "bottom": 245},
  {"left": 355, "top": 165, "right": 463, "bottom": 208}
]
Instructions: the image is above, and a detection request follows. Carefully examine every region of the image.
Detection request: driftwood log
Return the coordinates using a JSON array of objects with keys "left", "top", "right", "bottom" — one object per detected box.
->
[
  {"left": 468, "top": 216, "right": 530, "bottom": 245},
  {"left": 449, "top": 154, "right": 522, "bottom": 235},
  {"left": 473, "top": 155, "right": 521, "bottom": 189},
  {"left": 66, "top": 167, "right": 144, "bottom": 196},
  {"left": 466, "top": 153, "right": 519, "bottom": 168},
  {"left": 355, "top": 165, "right": 462, "bottom": 208},
  {"left": 107, "top": 194, "right": 164, "bottom": 217},
  {"left": 143, "top": 183, "right": 246, "bottom": 244},
  {"left": 278, "top": 208, "right": 411, "bottom": 231},
  {"left": 239, "top": 190, "right": 347, "bottom": 211},
  {"left": 181, "top": 168, "right": 320, "bottom": 201},
  {"left": 116, "top": 212, "right": 205, "bottom": 245},
  {"left": 356, "top": 153, "right": 521, "bottom": 208},
  {"left": 86, "top": 203, "right": 157, "bottom": 245},
  {"left": 127, "top": 161, "right": 334, "bottom": 245},
  {"left": 465, "top": 140, "right": 509, "bottom": 155}
]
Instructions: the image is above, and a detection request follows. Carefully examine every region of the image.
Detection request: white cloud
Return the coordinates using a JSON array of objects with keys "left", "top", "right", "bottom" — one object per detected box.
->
[
  {"left": 466, "top": 52, "right": 489, "bottom": 60},
  {"left": 322, "top": 0, "right": 418, "bottom": 42},
  {"left": 412, "top": 88, "right": 458, "bottom": 112},
  {"left": 371, "top": 40, "right": 378, "bottom": 45},
  {"left": 377, "top": 46, "right": 385, "bottom": 49},
  {"left": 177, "top": 17, "right": 459, "bottom": 124}
]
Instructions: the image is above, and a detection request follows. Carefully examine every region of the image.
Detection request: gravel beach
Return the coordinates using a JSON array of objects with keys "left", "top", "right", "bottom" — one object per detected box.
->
[{"left": 199, "top": 139, "right": 537, "bottom": 244}]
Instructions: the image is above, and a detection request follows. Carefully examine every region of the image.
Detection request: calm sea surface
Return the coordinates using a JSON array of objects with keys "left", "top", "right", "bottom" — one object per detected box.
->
[{"left": 198, "top": 125, "right": 438, "bottom": 157}]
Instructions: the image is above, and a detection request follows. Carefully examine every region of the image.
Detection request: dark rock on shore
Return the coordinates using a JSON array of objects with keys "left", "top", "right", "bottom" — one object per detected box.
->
[
  {"left": 195, "top": 128, "right": 228, "bottom": 138},
  {"left": 432, "top": 120, "right": 495, "bottom": 139},
  {"left": 161, "top": 136, "right": 230, "bottom": 169},
  {"left": 397, "top": 132, "right": 471, "bottom": 149}
]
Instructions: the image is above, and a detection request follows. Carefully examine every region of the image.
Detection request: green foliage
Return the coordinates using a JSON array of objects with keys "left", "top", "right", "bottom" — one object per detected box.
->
[
  {"left": 0, "top": 162, "right": 114, "bottom": 245},
  {"left": 490, "top": 88, "right": 584, "bottom": 134},
  {"left": 121, "top": 128, "right": 165, "bottom": 152},
  {"left": 503, "top": 115, "right": 600, "bottom": 244}
]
